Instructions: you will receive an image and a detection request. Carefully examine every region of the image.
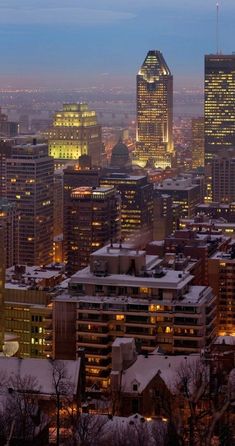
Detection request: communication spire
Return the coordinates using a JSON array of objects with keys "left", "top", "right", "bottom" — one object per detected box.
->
[{"left": 216, "top": 1, "right": 220, "bottom": 54}]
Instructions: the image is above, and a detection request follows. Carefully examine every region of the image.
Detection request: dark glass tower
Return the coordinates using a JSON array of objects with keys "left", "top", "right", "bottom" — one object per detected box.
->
[
  {"left": 135, "top": 50, "right": 173, "bottom": 168},
  {"left": 205, "top": 54, "right": 235, "bottom": 163}
]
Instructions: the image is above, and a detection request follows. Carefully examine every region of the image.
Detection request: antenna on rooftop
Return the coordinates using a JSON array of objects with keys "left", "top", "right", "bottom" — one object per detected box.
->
[{"left": 216, "top": 1, "right": 220, "bottom": 54}]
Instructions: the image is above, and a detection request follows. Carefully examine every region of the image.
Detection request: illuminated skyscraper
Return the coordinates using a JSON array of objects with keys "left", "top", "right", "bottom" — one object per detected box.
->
[
  {"left": 192, "top": 117, "right": 204, "bottom": 169},
  {"left": 205, "top": 54, "right": 235, "bottom": 163},
  {"left": 6, "top": 143, "right": 54, "bottom": 266},
  {"left": 48, "top": 103, "right": 102, "bottom": 169},
  {"left": 135, "top": 50, "right": 173, "bottom": 168},
  {"left": 66, "top": 186, "right": 121, "bottom": 273}
]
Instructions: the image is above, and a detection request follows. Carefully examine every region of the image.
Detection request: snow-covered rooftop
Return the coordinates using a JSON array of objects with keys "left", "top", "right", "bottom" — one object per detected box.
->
[
  {"left": 121, "top": 352, "right": 200, "bottom": 393},
  {"left": 0, "top": 358, "right": 81, "bottom": 396},
  {"left": 214, "top": 336, "right": 235, "bottom": 345},
  {"left": 70, "top": 267, "right": 192, "bottom": 290}
]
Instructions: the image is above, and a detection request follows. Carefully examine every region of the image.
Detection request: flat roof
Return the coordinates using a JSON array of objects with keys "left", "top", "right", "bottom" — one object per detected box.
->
[{"left": 69, "top": 267, "right": 193, "bottom": 290}]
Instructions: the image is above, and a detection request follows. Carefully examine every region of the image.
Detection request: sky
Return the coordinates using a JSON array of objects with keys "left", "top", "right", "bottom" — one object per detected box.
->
[{"left": 0, "top": 0, "right": 235, "bottom": 89}]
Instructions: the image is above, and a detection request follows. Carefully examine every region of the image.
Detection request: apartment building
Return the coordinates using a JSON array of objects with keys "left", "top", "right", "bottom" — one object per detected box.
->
[{"left": 54, "top": 244, "right": 216, "bottom": 390}]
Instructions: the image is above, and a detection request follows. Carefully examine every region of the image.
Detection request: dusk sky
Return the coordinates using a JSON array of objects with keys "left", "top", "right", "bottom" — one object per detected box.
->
[{"left": 0, "top": 0, "right": 235, "bottom": 89}]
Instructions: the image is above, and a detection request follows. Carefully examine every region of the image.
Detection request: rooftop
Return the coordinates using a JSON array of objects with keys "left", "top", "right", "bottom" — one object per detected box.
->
[
  {"left": 55, "top": 285, "right": 211, "bottom": 307},
  {"left": 69, "top": 266, "right": 192, "bottom": 290},
  {"left": 120, "top": 352, "right": 200, "bottom": 393},
  {"left": 156, "top": 177, "right": 199, "bottom": 191},
  {"left": 0, "top": 358, "right": 81, "bottom": 396},
  {"left": 5, "top": 264, "right": 65, "bottom": 290}
]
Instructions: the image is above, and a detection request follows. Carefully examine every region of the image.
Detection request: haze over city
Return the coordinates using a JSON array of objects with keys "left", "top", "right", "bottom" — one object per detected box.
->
[
  {"left": 0, "top": 1, "right": 235, "bottom": 445},
  {"left": 0, "top": 0, "right": 235, "bottom": 89}
]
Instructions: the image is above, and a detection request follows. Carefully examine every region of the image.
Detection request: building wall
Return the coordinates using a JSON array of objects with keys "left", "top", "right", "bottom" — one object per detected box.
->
[{"left": 6, "top": 145, "right": 54, "bottom": 266}]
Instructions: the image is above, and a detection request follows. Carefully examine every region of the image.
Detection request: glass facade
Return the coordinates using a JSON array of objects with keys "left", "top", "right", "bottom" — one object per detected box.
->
[
  {"left": 135, "top": 50, "right": 173, "bottom": 168},
  {"left": 205, "top": 54, "right": 235, "bottom": 163}
]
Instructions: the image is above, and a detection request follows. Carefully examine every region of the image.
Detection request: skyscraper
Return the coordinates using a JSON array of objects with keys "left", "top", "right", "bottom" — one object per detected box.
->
[
  {"left": 100, "top": 173, "right": 153, "bottom": 241},
  {"left": 6, "top": 143, "right": 54, "bottom": 266},
  {"left": 135, "top": 50, "right": 173, "bottom": 168},
  {"left": 192, "top": 117, "right": 204, "bottom": 169},
  {"left": 66, "top": 186, "right": 121, "bottom": 273},
  {"left": 205, "top": 54, "right": 235, "bottom": 163},
  {"left": 212, "top": 149, "right": 235, "bottom": 203},
  {"left": 48, "top": 103, "right": 102, "bottom": 169}
]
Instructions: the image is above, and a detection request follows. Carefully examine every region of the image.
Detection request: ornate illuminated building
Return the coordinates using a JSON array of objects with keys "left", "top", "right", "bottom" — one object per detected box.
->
[
  {"left": 134, "top": 50, "right": 173, "bottom": 169},
  {"left": 65, "top": 186, "right": 121, "bottom": 274},
  {"left": 192, "top": 117, "right": 204, "bottom": 169},
  {"left": 6, "top": 143, "right": 54, "bottom": 266},
  {"left": 48, "top": 103, "right": 102, "bottom": 169}
]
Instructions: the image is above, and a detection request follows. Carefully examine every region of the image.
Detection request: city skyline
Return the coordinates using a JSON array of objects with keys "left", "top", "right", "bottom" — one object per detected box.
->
[{"left": 0, "top": 0, "right": 235, "bottom": 89}]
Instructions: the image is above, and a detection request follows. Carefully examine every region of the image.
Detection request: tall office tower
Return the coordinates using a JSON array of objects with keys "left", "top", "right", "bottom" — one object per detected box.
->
[
  {"left": 6, "top": 143, "right": 54, "bottom": 266},
  {"left": 66, "top": 186, "right": 121, "bottom": 274},
  {"left": 100, "top": 173, "right": 153, "bottom": 241},
  {"left": 0, "top": 142, "right": 12, "bottom": 198},
  {"left": 205, "top": 55, "right": 235, "bottom": 162},
  {"left": 135, "top": 50, "right": 173, "bottom": 168},
  {"left": 192, "top": 117, "right": 204, "bottom": 169},
  {"left": 0, "top": 199, "right": 19, "bottom": 267},
  {"left": 212, "top": 149, "right": 235, "bottom": 203},
  {"left": 48, "top": 103, "right": 102, "bottom": 169},
  {"left": 63, "top": 159, "right": 100, "bottom": 262},
  {"left": 204, "top": 55, "right": 235, "bottom": 202}
]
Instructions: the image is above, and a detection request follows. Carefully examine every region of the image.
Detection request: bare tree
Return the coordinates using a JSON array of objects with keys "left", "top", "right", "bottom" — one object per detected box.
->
[
  {"left": 173, "top": 357, "right": 235, "bottom": 446},
  {"left": 50, "top": 359, "right": 74, "bottom": 446},
  {"left": 63, "top": 413, "right": 109, "bottom": 446},
  {"left": 0, "top": 373, "right": 47, "bottom": 445}
]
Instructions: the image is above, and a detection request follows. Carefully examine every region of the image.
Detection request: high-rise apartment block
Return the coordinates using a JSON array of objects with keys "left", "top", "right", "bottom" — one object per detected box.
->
[
  {"left": 135, "top": 50, "right": 173, "bottom": 168},
  {"left": 208, "top": 247, "right": 235, "bottom": 336},
  {"left": 100, "top": 173, "right": 153, "bottom": 241},
  {"left": 6, "top": 143, "right": 54, "bottom": 266},
  {"left": 54, "top": 244, "right": 216, "bottom": 389},
  {"left": 66, "top": 186, "right": 121, "bottom": 273},
  {"left": 192, "top": 117, "right": 204, "bottom": 168},
  {"left": 48, "top": 103, "right": 102, "bottom": 168},
  {"left": 205, "top": 54, "right": 235, "bottom": 163}
]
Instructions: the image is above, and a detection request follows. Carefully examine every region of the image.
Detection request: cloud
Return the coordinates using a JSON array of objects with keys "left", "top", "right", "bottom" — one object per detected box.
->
[{"left": 0, "top": 1, "right": 135, "bottom": 25}]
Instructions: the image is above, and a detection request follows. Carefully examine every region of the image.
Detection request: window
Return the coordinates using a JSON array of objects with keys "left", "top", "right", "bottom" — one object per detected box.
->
[
  {"left": 133, "top": 384, "right": 138, "bottom": 392},
  {"left": 132, "top": 398, "right": 139, "bottom": 413},
  {"left": 116, "top": 315, "right": 125, "bottom": 321}
]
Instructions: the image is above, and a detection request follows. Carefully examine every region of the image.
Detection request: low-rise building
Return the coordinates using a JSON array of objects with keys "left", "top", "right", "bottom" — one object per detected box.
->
[
  {"left": 111, "top": 337, "right": 200, "bottom": 417},
  {"left": 4, "top": 264, "right": 66, "bottom": 358}
]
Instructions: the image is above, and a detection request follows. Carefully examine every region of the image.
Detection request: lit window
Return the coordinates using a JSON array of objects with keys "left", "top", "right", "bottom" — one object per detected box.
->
[{"left": 116, "top": 315, "right": 125, "bottom": 321}]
